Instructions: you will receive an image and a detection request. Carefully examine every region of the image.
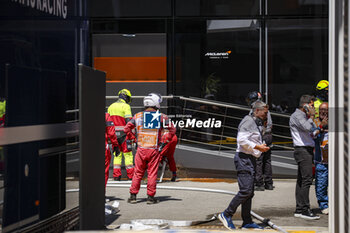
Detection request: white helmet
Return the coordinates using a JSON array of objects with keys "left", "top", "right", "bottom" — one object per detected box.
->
[{"left": 143, "top": 93, "right": 162, "bottom": 109}]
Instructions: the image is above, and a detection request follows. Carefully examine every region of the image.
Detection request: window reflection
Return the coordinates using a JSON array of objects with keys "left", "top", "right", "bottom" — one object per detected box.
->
[
  {"left": 267, "top": 0, "right": 328, "bottom": 16},
  {"left": 175, "top": 19, "right": 260, "bottom": 105},
  {"left": 267, "top": 19, "right": 328, "bottom": 113},
  {"left": 90, "top": 0, "right": 172, "bottom": 17},
  {"left": 176, "top": 0, "right": 260, "bottom": 16},
  {"left": 93, "top": 34, "right": 167, "bottom": 82}
]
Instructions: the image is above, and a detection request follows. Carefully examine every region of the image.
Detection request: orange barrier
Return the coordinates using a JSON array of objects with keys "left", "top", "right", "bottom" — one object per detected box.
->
[{"left": 94, "top": 57, "right": 166, "bottom": 82}]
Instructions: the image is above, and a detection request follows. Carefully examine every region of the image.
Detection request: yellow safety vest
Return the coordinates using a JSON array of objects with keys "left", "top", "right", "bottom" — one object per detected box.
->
[
  {"left": 107, "top": 99, "right": 132, "bottom": 118},
  {"left": 314, "top": 98, "right": 323, "bottom": 118},
  {"left": 0, "top": 100, "right": 6, "bottom": 118}
]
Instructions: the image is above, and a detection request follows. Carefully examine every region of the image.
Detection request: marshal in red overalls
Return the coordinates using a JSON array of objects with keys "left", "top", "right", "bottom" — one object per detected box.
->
[
  {"left": 105, "top": 113, "right": 119, "bottom": 188},
  {"left": 124, "top": 111, "right": 175, "bottom": 201}
]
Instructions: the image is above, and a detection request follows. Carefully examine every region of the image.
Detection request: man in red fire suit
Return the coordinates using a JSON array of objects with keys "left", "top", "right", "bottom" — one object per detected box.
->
[
  {"left": 124, "top": 93, "right": 176, "bottom": 204},
  {"left": 160, "top": 132, "right": 178, "bottom": 182},
  {"left": 105, "top": 113, "right": 119, "bottom": 188}
]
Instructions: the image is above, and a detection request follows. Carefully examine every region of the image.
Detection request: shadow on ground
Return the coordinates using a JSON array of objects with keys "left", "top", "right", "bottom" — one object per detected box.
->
[
  {"left": 135, "top": 196, "right": 183, "bottom": 204},
  {"left": 105, "top": 214, "right": 120, "bottom": 225}
]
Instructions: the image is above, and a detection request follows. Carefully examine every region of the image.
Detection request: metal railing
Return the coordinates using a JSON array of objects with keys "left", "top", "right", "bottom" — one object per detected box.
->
[
  {"left": 66, "top": 95, "right": 293, "bottom": 151},
  {"left": 104, "top": 95, "right": 294, "bottom": 151}
]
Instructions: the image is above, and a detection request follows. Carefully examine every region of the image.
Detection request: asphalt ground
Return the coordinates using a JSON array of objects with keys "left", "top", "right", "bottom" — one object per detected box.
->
[{"left": 66, "top": 178, "right": 328, "bottom": 232}]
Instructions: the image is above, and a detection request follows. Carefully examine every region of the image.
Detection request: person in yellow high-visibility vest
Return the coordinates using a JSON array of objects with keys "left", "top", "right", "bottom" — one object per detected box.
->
[
  {"left": 314, "top": 80, "right": 328, "bottom": 118},
  {"left": 108, "top": 89, "right": 134, "bottom": 181}
]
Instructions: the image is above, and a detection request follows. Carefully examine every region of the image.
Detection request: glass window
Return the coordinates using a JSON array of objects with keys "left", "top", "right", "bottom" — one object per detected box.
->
[
  {"left": 267, "top": 0, "right": 328, "bottom": 16},
  {"left": 0, "top": 20, "right": 87, "bottom": 110},
  {"left": 176, "top": 0, "right": 261, "bottom": 17},
  {"left": 90, "top": 0, "right": 172, "bottom": 17},
  {"left": 92, "top": 33, "right": 167, "bottom": 82},
  {"left": 174, "top": 19, "right": 260, "bottom": 105},
  {"left": 267, "top": 19, "right": 328, "bottom": 113},
  {"left": 91, "top": 19, "right": 169, "bottom": 108},
  {"left": 91, "top": 20, "right": 166, "bottom": 34}
]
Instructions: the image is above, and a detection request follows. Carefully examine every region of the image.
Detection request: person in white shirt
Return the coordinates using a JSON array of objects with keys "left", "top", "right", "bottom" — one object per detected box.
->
[
  {"left": 218, "top": 100, "right": 269, "bottom": 230},
  {"left": 289, "top": 94, "right": 320, "bottom": 220}
]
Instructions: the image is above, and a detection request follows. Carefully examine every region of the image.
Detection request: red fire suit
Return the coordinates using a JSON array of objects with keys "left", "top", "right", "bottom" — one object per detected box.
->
[
  {"left": 124, "top": 110, "right": 176, "bottom": 197},
  {"left": 160, "top": 134, "right": 178, "bottom": 173},
  {"left": 105, "top": 113, "right": 119, "bottom": 188}
]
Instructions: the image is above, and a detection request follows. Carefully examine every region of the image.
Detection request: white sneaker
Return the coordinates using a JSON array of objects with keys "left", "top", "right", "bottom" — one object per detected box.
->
[{"left": 321, "top": 208, "right": 329, "bottom": 215}]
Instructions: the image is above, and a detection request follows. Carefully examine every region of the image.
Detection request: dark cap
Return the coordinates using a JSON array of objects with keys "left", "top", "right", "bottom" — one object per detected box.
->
[{"left": 246, "top": 91, "right": 262, "bottom": 106}]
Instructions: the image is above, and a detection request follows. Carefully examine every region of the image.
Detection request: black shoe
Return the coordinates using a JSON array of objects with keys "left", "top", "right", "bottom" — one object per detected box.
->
[
  {"left": 114, "top": 176, "right": 121, "bottom": 181},
  {"left": 147, "top": 195, "right": 159, "bottom": 204},
  {"left": 171, "top": 176, "right": 176, "bottom": 182},
  {"left": 265, "top": 184, "right": 274, "bottom": 190},
  {"left": 299, "top": 209, "right": 320, "bottom": 220},
  {"left": 127, "top": 194, "right": 137, "bottom": 204},
  {"left": 254, "top": 185, "right": 265, "bottom": 191}
]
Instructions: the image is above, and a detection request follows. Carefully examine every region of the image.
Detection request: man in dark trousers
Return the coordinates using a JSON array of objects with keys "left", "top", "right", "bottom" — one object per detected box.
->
[
  {"left": 290, "top": 95, "right": 320, "bottom": 220},
  {"left": 246, "top": 91, "right": 274, "bottom": 191},
  {"left": 218, "top": 100, "right": 270, "bottom": 230}
]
